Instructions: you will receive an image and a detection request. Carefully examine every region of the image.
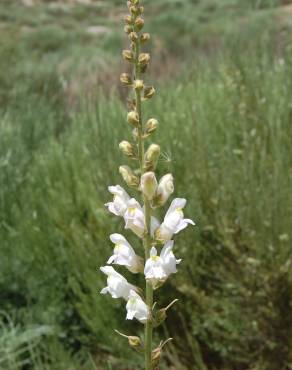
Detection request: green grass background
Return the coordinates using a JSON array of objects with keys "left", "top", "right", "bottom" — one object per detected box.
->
[{"left": 0, "top": 0, "right": 292, "bottom": 369}]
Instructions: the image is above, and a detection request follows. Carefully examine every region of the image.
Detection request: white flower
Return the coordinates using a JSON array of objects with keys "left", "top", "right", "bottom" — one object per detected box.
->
[
  {"left": 144, "top": 241, "right": 181, "bottom": 287},
  {"left": 107, "top": 234, "right": 143, "bottom": 273},
  {"left": 160, "top": 240, "right": 181, "bottom": 275},
  {"left": 124, "top": 198, "right": 160, "bottom": 238},
  {"left": 100, "top": 266, "right": 135, "bottom": 300},
  {"left": 124, "top": 198, "right": 145, "bottom": 237},
  {"left": 105, "top": 185, "right": 130, "bottom": 217},
  {"left": 155, "top": 198, "right": 195, "bottom": 243},
  {"left": 155, "top": 174, "right": 174, "bottom": 206},
  {"left": 126, "top": 290, "right": 149, "bottom": 323}
]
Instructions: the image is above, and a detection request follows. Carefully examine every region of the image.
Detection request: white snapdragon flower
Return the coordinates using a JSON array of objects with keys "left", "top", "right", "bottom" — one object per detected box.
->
[
  {"left": 155, "top": 174, "right": 174, "bottom": 206},
  {"left": 124, "top": 198, "right": 160, "bottom": 238},
  {"left": 155, "top": 198, "right": 195, "bottom": 243},
  {"left": 144, "top": 241, "right": 181, "bottom": 287},
  {"left": 100, "top": 266, "right": 135, "bottom": 300},
  {"left": 107, "top": 234, "right": 143, "bottom": 273},
  {"left": 124, "top": 198, "right": 145, "bottom": 237},
  {"left": 105, "top": 185, "right": 130, "bottom": 217},
  {"left": 126, "top": 290, "right": 149, "bottom": 323}
]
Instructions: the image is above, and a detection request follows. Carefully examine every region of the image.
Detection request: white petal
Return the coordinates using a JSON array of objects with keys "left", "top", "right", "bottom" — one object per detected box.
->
[
  {"left": 166, "top": 198, "right": 186, "bottom": 217},
  {"left": 100, "top": 287, "right": 108, "bottom": 295},
  {"left": 150, "top": 246, "right": 157, "bottom": 258}
]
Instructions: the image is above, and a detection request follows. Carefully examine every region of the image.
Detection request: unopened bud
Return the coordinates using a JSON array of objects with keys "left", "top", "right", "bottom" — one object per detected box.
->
[
  {"left": 129, "top": 31, "right": 138, "bottom": 42},
  {"left": 145, "top": 118, "right": 158, "bottom": 134},
  {"left": 134, "top": 79, "right": 144, "bottom": 91},
  {"left": 138, "top": 6, "right": 144, "bottom": 14},
  {"left": 120, "top": 73, "right": 132, "bottom": 86},
  {"left": 122, "top": 50, "right": 134, "bottom": 62},
  {"left": 119, "top": 141, "right": 135, "bottom": 158},
  {"left": 138, "top": 53, "right": 150, "bottom": 66},
  {"left": 140, "top": 172, "right": 158, "bottom": 200},
  {"left": 154, "top": 174, "right": 174, "bottom": 207},
  {"left": 151, "top": 339, "right": 173, "bottom": 368},
  {"left": 141, "top": 32, "right": 150, "bottom": 43},
  {"left": 127, "top": 111, "right": 139, "bottom": 126},
  {"left": 124, "top": 25, "right": 133, "bottom": 34},
  {"left": 145, "top": 144, "right": 160, "bottom": 171},
  {"left": 119, "top": 165, "right": 139, "bottom": 188},
  {"left": 124, "top": 15, "right": 133, "bottom": 25},
  {"left": 151, "top": 347, "right": 162, "bottom": 368},
  {"left": 130, "top": 0, "right": 139, "bottom": 4},
  {"left": 115, "top": 330, "right": 144, "bottom": 353},
  {"left": 129, "top": 5, "right": 139, "bottom": 15},
  {"left": 153, "top": 299, "right": 178, "bottom": 327},
  {"left": 135, "top": 17, "right": 144, "bottom": 31},
  {"left": 144, "top": 86, "right": 155, "bottom": 100}
]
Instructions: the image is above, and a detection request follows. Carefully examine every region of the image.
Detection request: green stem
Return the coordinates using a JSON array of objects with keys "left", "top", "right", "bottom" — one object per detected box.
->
[{"left": 134, "top": 38, "right": 153, "bottom": 370}]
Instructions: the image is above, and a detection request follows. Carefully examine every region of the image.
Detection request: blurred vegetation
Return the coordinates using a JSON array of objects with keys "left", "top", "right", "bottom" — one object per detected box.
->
[{"left": 1, "top": 0, "right": 292, "bottom": 369}]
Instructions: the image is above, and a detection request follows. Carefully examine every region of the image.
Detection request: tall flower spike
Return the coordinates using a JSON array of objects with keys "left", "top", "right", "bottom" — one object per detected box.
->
[{"left": 100, "top": 0, "right": 195, "bottom": 368}]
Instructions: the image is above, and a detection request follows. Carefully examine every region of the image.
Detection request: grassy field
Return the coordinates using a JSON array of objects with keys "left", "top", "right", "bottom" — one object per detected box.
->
[{"left": 1, "top": 0, "right": 292, "bottom": 369}]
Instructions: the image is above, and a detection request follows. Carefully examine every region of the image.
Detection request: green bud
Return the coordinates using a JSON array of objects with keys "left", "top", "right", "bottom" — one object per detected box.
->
[
  {"left": 140, "top": 172, "right": 158, "bottom": 200},
  {"left": 127, "top": 111, "right": 139, "bottom": 126},
  {"left": 138, "top": 53, "right": 150, "bottom": 66},
  {"left": 120, "top": 73, "right": 132, "bottom": 86},
  {"left": 135, "top": 17, "right": 144, "bottom": 31},
  {"left": 119, "top": 165, "right": 139, "bottom": 188},
  {"left": 141, "top": 32, "right": 150, "bottom": 43},
  {"left": 122, "top": 50, "right": 134, "bottom": 62},
  {"left": 144, "top": 86, "right": 155, "bottom": 100},
  {"left": 129, "top": 31, "right": 139, "bottom": 42},
  {"left": 119, "top": 141, "right": 135, "bottom": 158},
  {"left": 134, "top": 79, "right": 144, "bottom": 91},
  {"left": 145, "top": 144, "right": 160, "bottom": 171},
  {"left": 129, "top": 5, "right": 139, "bottom": 15},
  {"left": 145, "top": 118, "right": 158, "bottom": 134},
  {"left": 124, "top": 15, "right": 133, "bottom": 25},
  {"left": 124, "top": 25, "right": 133, "bottom": 34},
  {"left": 129, "top": 0, "right": 139, "bottom": 4}
]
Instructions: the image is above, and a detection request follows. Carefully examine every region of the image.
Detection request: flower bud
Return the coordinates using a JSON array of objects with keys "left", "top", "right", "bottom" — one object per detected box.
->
[
  {"left": 135, "top": 17, "right": 144, "bottom": 31},
  {"left": 145, "top": 144, "right": 160, "bottom": 171},
  {"left": 153, "top": 300, "right": 178, "bottom": 328},
  {"left": 129, "top": 5, "right": 139, "bottom": 15},
  {"left": 129, "top": 31, "right": 138, "bottom": 42},
  {"left": 129, "top": 0, "right": 139, "bottom": 4},
  {"left": 154, "top": 174, "right": 174, "bottom": 207},
  {"left": 127, "top": 111, "right": 139, "bottom": 126},
  {"left": 134, "top": 79, "right": 144, "bottom": 91},
  {"left": 138, "top": 6, "right": 144, "bottom": 14},
  {"left": 138, "top": 53, "right": 150, "bottom": 66},
  {"left": 145, "top": 118, "right": 158, "bottom": 134},
  {"left": 140, "top": 172, "right": 158, "bottom": 200},
  {"left": 151, "top": 347, "right": 162, "bottom": 368},
  {"left": 144, "top": 86, "right": 155, "bottom": 100},
  {"left": 115, "top": 330, "right": 144, "bottom": 353},
  {"left": 124, "top": 25, "right": 133, "bottom": 34},
  {"left": 122, "top": 50, "right": 134, "bottom": 62},
  {"left": 119, "top": 165, "right": 139, "bottom": 188},
  {"left": 128, "top": 336, "right": 142, "bottom": 349},
  {"left": 124, "top": 15, "right": 133, "bottom": 25},
  {"left": 120, "top": 73, "right": 132, "bottom": 86},
  {"left": 119, "top": 141, "right": 135, "bottom": 158},
  {"left": 141, "top": 32, "right": 150, "bottom": 43}
]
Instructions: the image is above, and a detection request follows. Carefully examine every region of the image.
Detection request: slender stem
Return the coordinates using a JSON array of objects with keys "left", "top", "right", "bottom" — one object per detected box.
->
[{"left": 134, "top": 38, "right": 153, "bottom": 370}]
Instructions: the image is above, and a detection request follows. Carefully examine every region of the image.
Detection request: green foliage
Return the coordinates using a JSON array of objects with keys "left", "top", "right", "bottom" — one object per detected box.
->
[{"left": 1, "top": 0, "right": 292, "bottom": 369}]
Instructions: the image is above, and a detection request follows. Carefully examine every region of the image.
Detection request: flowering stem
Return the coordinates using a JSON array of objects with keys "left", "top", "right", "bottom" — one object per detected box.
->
[{"left": 134, "top": 38, "right": 153, "bottom": 370}]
